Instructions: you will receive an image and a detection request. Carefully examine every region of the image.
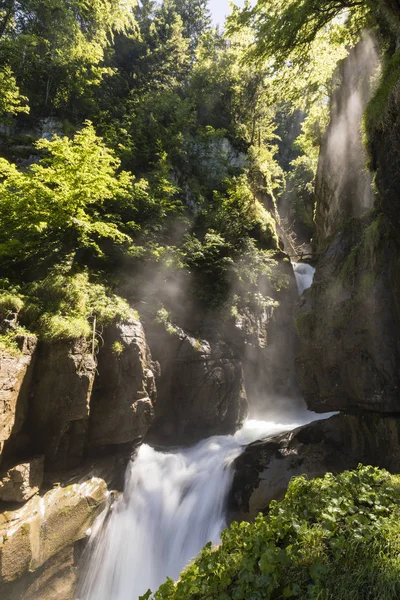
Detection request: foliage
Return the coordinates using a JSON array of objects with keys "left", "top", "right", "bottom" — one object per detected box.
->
[
  {"left": 1, "top": 0, "right": 386, "bottom": 337},
  {"left": 0, "top": 65, "right": 29, "bottom": 119},
  {"left": 0, "top": 121, "right": 135, "bottom": 269},
  {"left": 365, "top": 50, "right": 400, "bottom": 135},
  {"left": 0, "top": 0, "right": 138, "bottom": 115},
  {"left": 22, "top": 265, "right": 133, "bottom": 341},
  {"left": 111, "top": 341, "right": 124, "bottom": 355},
  {"left": 149, "top": 466, "right": 400, "bottom": 600},
  {"left": 0, "top": 331, "right": 24, "bottom": 356},
  {"left": 285, "top": 155, "right": 317, "bottom": 239},
  {"left": 229, "top": 0, "right": 369, "bottom": 66},
  {"left": 0, "top": 290, "right": 24, "bottom": 320},
  {"left": 179, "top": 175, "right": 279, "bottom": 308},
  {"left": 207, "top": 175, "right": 277, "bottom": 250}
]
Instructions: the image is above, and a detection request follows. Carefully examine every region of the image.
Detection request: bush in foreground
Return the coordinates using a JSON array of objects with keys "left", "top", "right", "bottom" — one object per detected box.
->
[{"left": 146, "top": 466, "right": 400, "bottom": 600}]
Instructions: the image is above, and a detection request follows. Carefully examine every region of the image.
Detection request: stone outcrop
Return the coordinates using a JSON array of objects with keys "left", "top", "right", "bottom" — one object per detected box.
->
[
  {"left": 229, "top": 413, "right": 400, "bottom": 521},
  {"left": 89, "top": 317, "right": 156, "bottom": 448},
  {"left": 0, "top": 336, "right": 37, "bottom": 467},
  {"left": 0, "top": 476, "right": 108, "bottom": 599},
  {"left": 146, "top": 324, "right": 248, "bottom": 445},
  {"left": 0, "top": 314, "right": 157, "bottom": 595},
  {"left": 0, "top": 457, "right": 44, "bottom": 503},
  {"left": 29, "top": 339, "right": 96, "bottom": 470}
]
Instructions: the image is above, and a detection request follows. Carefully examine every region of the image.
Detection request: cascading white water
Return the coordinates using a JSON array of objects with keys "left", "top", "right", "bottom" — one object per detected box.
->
[
  {"left": 292, "top": 262, "right": 315, "bottom": 295},
  {"left": 77, "top": 415, "right": 320, "bottom": 600}
]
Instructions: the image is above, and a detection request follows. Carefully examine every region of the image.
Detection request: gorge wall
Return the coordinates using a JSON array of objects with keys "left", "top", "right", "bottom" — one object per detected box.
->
[{"left": 231, "top": 28, "right": 400, "bottom": 519}]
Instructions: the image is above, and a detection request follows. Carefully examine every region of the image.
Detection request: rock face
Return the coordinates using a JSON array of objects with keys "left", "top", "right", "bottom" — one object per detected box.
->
[
  {"left": 295, "top": 215, "right": 400, "bottom": 413},
  {"left": 229, "top": 413, "right": 400, "bottom": 521},
  {"left": 314, "top": 36, "right": 379, "bottom": 248},
  {"left": 0, "top": 314, "right": 158, "bottom": 595},
  {"left": 146, "top": 324, "right": 248, "bottom": 445},
  {"left": 89, "top": 318, "right": 156, "bottom": 448},
  {"left": 0, "top": 336, "right": 37, "bottom": 466},
  {"left": 0, "top": 476, "right": 108, "bottom": 599},
  {"left": 29, "top": 339, "right": 96, "bottom": 470}
]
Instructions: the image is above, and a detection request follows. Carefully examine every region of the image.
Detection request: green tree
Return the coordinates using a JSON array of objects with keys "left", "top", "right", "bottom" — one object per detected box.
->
[
  {"left": 0, "top": 122, "right": 134, "bottom": 269},
  {"left": 0, "top": 0, "right": 138, "bottom": 116},
  {"left": 164, "top": 0, "right": 211, "bottom": 52},
  {"left": 0, "top": 65, "right": 29, "bottom": 118}
]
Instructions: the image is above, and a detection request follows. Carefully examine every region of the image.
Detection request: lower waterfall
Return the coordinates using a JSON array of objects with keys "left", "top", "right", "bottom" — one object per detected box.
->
[{"left": 77, "top": 416, "right": 321, "bottom": 600}]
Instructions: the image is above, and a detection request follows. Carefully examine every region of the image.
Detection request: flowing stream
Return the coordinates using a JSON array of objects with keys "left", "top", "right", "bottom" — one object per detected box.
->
[{"left": 77, "top": 417, "right": 321, "bottom": 600}]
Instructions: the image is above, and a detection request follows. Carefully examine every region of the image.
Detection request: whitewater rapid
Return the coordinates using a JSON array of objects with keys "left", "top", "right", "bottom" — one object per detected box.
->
[
  {"left": 292, "top": 262, "right": 315, "bottom": 295},
  {"left": 77, "top": 414, "right": 325, "bottom": 600}
]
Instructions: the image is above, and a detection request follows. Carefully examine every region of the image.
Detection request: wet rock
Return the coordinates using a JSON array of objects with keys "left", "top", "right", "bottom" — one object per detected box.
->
[
  {"left": 0, "top": 476, "right": 107, "bottom": 594},
  {"left": 29, "top": 339, "right": 96, "bottom": 469},
  {"left": 146, "top": 325, "right": 248, "bottom": 445},
  {"left": 229, "top": 413, "right": 400, "bottom": 521},
  {"left": 0, "top": 336, "right": 37, "bottom": 466},
  {"left": 0, "top": 456, "right": 44, "bottom": 503},
  {"left": 89, "top": 317, "right": 156, "bottom": 447}
]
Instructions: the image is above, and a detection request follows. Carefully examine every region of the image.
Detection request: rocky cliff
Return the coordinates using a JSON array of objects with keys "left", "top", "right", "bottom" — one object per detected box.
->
[
  {"left": 0, "top": 315, "right": 158, "bottom": 596},
  {"left": 296, "top": 36, "right": 400, "bottom": 415}
]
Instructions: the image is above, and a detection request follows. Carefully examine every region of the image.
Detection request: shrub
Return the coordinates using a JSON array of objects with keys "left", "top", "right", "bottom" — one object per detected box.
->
[
  {"left": 22, "top": 266, "right": 133, "bottom": 341},
  {"left": 148, "top": 466, "right": 400, "bottom": 600}
]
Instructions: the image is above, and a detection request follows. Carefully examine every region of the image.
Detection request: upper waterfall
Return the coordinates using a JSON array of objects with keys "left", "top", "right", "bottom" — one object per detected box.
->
[{"left": 292, "top": 262, "right": 315, "bottom": 295}]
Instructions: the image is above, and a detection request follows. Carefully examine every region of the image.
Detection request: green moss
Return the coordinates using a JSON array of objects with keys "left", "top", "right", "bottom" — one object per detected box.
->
[
  {"left": 357, "top": 272, "right": 377, "bottom": 299},
  {"left": 339, "top": 245, "right": 360, "bottom": 283},
  {"left": 362, "top": 214, "right": 385, "bottom": 263},
  {"left": 365, "top": 51, "right": 400, "bottom": 136},
  {"left": 339, "top": 214, "right": 385, "bottom": 285}
]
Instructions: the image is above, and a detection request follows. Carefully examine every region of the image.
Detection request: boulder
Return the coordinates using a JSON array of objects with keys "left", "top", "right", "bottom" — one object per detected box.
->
[
  {"left": 229, "top": 413, "right": 400, "bottom": 522},
  {"left": 29, "top": 339, "right": 96, "bottom": 469},
  {"left": 0, "top": 457, "right": 44, "bottom": 503},
  {"left": 0, "top": 336, "right": 37, "bottom": 466},
  {"left": 6, "top": 546, "right": 78, "bottom": 600},
  {"left": 0, "top": 476, "right": 108, "bottom": 597},
  {"left": 89, "top": 317, "right": 156, "bottom": 447}
]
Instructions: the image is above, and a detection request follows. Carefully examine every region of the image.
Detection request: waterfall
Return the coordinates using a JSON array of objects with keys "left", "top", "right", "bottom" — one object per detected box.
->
[
  {"left": 292, "top": 262, "right": 315, "bottom": 295},
  {"left": 77, "top": 416, "right": 319, "bottom": 600}
]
